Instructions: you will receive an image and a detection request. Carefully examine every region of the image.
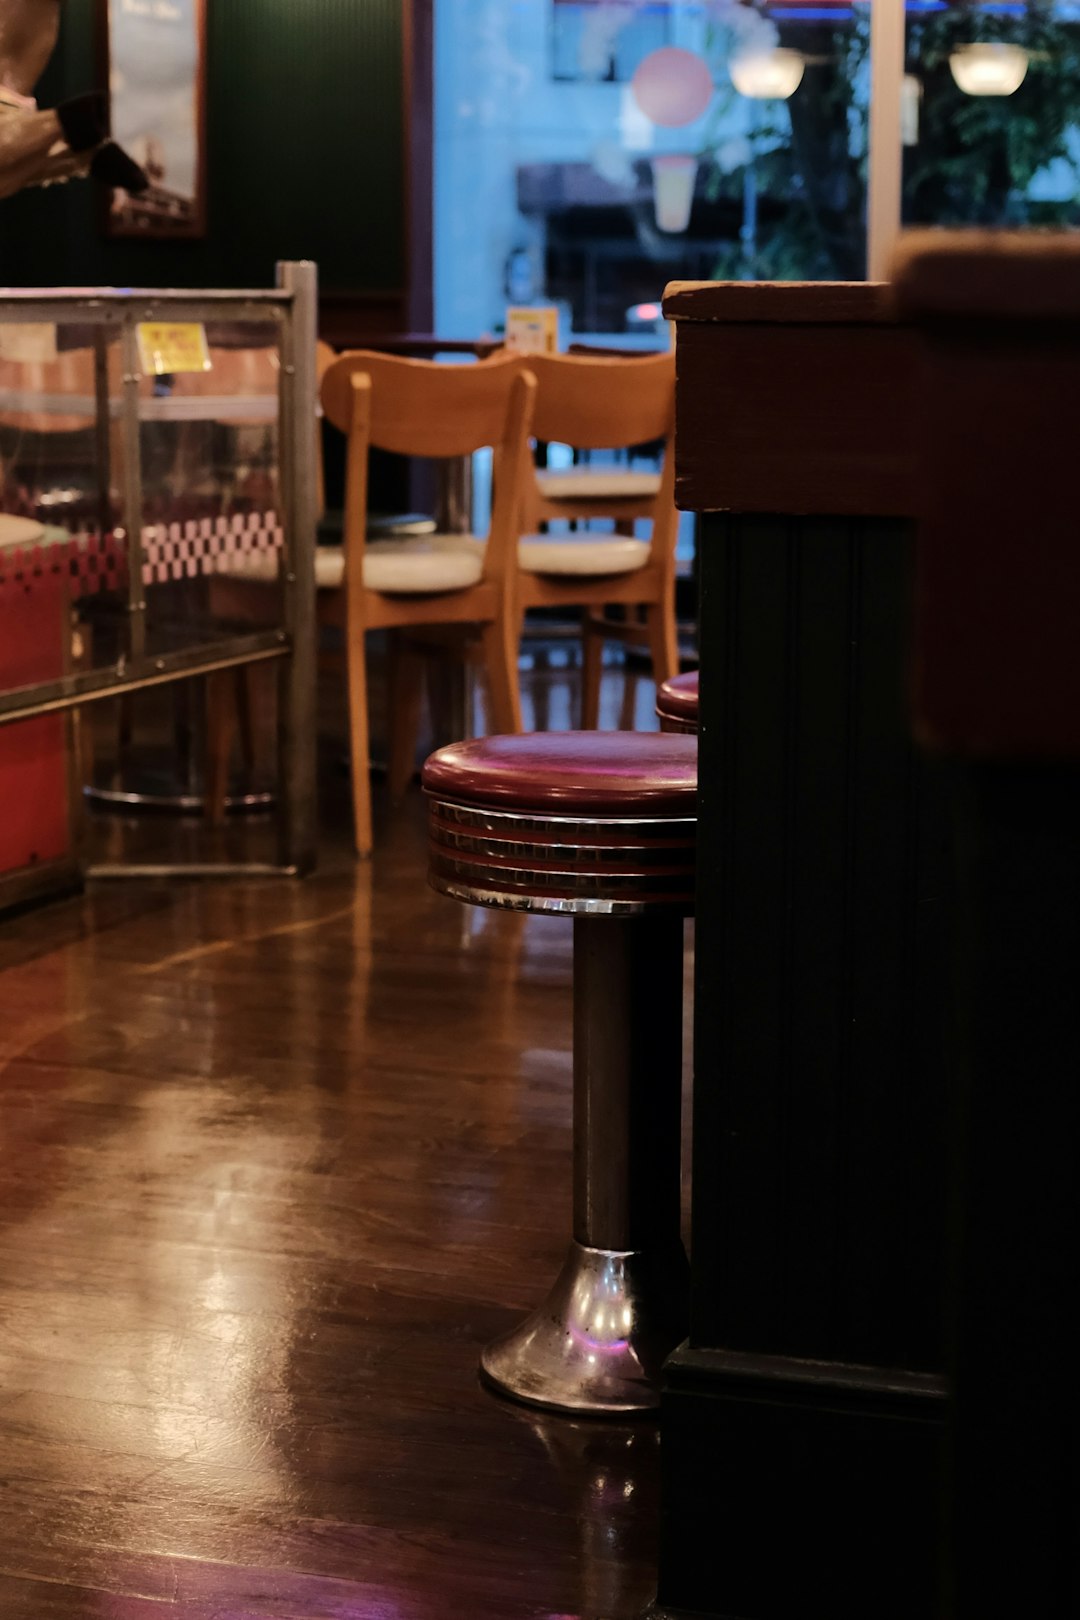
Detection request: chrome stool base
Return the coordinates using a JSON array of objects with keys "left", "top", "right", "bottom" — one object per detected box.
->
[
  {"left": 480, "top": 1238, "right": 689, "bottom": 1415},
  {"left": 482, "top": 910, "right": 690, "bottom": 1416}
]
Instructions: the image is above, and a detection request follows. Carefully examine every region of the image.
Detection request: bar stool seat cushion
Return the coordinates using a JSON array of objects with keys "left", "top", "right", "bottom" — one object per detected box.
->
[
  {"left": 424, "top": 732, "right": 697, "bottom": 915},
  {"left": 423, "top": 731, "right": 696, "bottom": 816},
  {"left": 656, "top": 670, "right": 700, "bottom": 732},
  {"left": 536, "top": 468, "right": 661, "bottom": 501},
  {"left": 0, "top": 513, "right": 46, "bottom": 550},
  {"left": 518, "top": 536, "right": 649, "bottom": 576},
  {"left": 218, "top": 534, "right": 485, "bottom": 594}
]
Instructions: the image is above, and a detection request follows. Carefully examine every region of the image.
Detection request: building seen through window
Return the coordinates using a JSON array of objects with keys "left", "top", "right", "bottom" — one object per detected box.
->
[{"left": 436, "top": 0, "right": 1080, "bottom": 342}]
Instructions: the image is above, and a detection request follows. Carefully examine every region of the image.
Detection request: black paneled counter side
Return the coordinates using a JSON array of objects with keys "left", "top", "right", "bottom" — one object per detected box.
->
[{"left": 651, "top": 282, "right": 950, "bottom": 1620}]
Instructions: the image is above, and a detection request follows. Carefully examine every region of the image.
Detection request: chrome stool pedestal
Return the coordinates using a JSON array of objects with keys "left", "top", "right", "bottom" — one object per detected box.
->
[
  {"left": 481, "top": 912, "right": 688, "bottom": 1413},
  {"left": 423, "top": 731, "right": 697, "bottom": 1415}
]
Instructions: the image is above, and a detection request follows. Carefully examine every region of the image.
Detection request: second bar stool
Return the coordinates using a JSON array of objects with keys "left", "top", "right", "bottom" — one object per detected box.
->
[
  {"left": 656, "top": 670, "right": 699, "bottom": 734},
  {"left": 422, "top": 730, "right": 697, "bottom": 1414}
]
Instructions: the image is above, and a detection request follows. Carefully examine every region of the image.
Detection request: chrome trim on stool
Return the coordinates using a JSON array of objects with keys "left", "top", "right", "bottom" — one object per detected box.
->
[
  {"left": 432, "top": 798, "right": 697, "bottom": 836},
  {"left": 427, "top": 794, "right": 695, "bottom": 916},
  {"left": 432, "top": 825, "right": 695, "bottom": 868},
  {"left": 656, "top": 714, "right": 698, "bottom": 734},
  {"left": 427, "top": 875, "right": 680, "bottom": 917}
]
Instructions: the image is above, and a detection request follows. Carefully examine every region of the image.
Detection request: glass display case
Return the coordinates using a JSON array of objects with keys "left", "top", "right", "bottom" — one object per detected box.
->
[{"left": 0, "top": 263, "right": 318, "bottom": 909}]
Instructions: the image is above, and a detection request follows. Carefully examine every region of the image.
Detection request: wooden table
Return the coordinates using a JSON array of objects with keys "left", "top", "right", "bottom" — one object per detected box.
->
[{"left": 654, "top": 281, "right": 947, "bottom": 1620}]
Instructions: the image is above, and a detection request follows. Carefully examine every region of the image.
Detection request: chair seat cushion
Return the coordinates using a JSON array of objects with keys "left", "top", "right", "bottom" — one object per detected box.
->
[
  {"left": 218, "top": 534, "right": 485, "bottom": 594},
  {"left": 362, "top": 535, "right": 485, "bottom": 594},
  {"left": 656, "top": 670, "right": 700, "bottom": 727},
  {"left": 0, "top": 513, "right": 45, "bottom": 549},
  {"left": 536, "top": 468, "right": 661, "bottom": 501},
  {"left": 422, "top": 731, "right": 697, "bottom": 817},
  {"left": 518, "top": 536, "right": 649, "bottom": 576}
]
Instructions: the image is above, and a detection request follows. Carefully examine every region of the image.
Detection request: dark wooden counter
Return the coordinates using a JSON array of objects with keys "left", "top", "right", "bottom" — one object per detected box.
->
[
  {"left": 663, "top": 279, "right": 919, "bottom": 517},
  {"left": 653, "top": 281, "right": 948, "bottom": 1620}
]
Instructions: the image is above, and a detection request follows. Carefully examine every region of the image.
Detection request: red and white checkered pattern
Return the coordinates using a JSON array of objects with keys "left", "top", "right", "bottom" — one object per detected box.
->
[
  {"left": 0, "top": 511, "right": 284, "bottom": 599},
  {"left": 0, "top": 531, "right": 123, "bottom": 597},
  {"left": 141, "top": 510, "right": 284, "bottom": 585}
]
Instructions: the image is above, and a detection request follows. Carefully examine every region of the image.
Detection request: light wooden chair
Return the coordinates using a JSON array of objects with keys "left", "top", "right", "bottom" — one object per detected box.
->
[
  {"left": 514, "top": 350, "right": 678, "bottom": 728},
  {"left": 318, "top": 350, "right": 535, "bottom": 856}
]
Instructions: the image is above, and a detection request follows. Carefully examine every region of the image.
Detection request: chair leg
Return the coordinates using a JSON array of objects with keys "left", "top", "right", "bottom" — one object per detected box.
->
[
  {"left": 235, "top": 666, "right": 257, "bottom": 774},
  {"left": 481, "top": 615, "right": 523, "bottom": 735},
  {"left": 68, "top": 610, "right": 93, "bottom": 785},
  {"left": 619, "top": 665, "right": 639, "bottom": 732},
  {"left": 388, "top": 632, "right": 425, "bottom": 800},
  {"left": 346, "top": 623, "right": 374, "bottom": 858},
  {"left": 581, "top": 617, "right": 605, "bottom": 729},
  {"left": 204, "top": 671, "right": 233, "bottom": 825},
  {"left": 117, "top": 692, "right": 135, "bottom": 763},
  {"left": 445, "top": 647, "right": 469, "bottom": 742},
  {"left": 645, "top": 600, "right": 679, "bottom": 690},
  {"left": 425, "top": 646, "right": 450, "bottom": 743}
]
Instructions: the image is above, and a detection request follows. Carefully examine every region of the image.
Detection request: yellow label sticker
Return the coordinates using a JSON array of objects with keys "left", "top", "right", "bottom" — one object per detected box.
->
[
  {"left": 505, "top": 306, "right": 559, "bottom": 356},
  {"left": 136, "top": 322, "right": 211, "bottom": 377}
]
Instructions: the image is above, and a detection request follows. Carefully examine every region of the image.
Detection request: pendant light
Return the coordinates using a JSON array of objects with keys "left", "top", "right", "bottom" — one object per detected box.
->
[
  {"left": 729, "top": 47, "right": 805, "bottom": 101},
  {"left": 949, "top": 43, "right": 1029, "bottom": 97},
  {"left": 631, "top": 47, "right": 714, "bottom": 235}
]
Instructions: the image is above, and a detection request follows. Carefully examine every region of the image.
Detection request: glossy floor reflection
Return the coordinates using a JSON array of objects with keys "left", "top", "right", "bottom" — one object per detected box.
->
[{"left": 0, "top": 644, "right": 691, "bottom": 1619}]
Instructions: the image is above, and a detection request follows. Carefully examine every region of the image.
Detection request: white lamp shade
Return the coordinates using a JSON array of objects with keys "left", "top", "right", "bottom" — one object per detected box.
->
[
  {"left": 651, "top": 155, "right": 698, "bottom": 234},
  {"left": 729, "top": 47, "right": 804, "bottom": 101},
  {"left": 901, "top": 74, "right": 922, "bottom": 147},
  {"left": 949, "top": 43, "right": 1029, "bottom": 97}
]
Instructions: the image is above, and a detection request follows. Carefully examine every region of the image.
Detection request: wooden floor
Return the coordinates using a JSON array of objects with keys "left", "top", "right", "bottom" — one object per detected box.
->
[{"left": 0, "top": 649, "right": 689, "bottom": 1619}]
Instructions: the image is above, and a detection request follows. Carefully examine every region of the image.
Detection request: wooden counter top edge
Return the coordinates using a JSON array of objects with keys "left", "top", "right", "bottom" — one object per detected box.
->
[{"left": 662, "top": 280, "right": 895, "bottom": 325}]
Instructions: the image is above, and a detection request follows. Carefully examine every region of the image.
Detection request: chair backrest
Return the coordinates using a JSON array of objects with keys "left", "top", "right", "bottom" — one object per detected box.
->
[
  {"left": 511, "top": 349, "right": 678, "bottom": 568},
  {"left": 522, "top": 350, "right": 675, "bottom": 450},
  {"left": 320, "top": 349, "right": 536, "bottom": 588},
  {"left": 0, "top": 346, "right": 100, "bottom": 433},
  {"left": 321, "top": 349, "right": 529, "bottom": 461}
]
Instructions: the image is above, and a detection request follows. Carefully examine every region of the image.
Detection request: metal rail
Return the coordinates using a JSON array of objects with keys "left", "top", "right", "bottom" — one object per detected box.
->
[{"left": 0, "top": 632, "right": 289, "bottom": 723}]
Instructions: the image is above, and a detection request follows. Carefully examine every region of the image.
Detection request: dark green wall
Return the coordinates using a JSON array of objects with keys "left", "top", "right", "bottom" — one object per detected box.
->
[{"left": 0, "top": 0, "right": 405, "bottom": 293}]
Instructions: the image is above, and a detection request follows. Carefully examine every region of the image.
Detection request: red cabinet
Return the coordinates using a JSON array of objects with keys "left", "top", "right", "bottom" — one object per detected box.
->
[{"left": 0, "top": 521, "right": 72, "bottom": 900}]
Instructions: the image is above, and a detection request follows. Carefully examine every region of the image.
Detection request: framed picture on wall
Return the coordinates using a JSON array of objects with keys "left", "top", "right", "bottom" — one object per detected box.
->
[{"left": 99, "top": 0, "right": 207, "bottom": 237}]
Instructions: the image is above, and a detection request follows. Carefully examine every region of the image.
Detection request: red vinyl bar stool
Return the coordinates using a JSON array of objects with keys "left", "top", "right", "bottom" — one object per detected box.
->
[
  {"left": 422, "top": 731, "right": 697, "bottom": 1414},
  {"left": 656, "top": 670, "right": 699, "bottom": 734}
]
